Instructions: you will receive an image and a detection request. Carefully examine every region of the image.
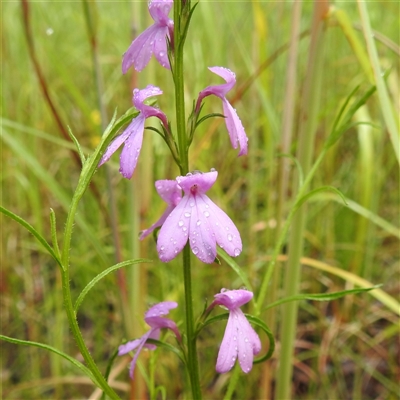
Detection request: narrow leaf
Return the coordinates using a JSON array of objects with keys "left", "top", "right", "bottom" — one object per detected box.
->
[
  {"left": 0, "top": 334, "right": 97, "bottom": 384},
  {"left": 295, "top": 186, "right": 347, "bottom": 211},
  {"left": 263, "top": 285, "right": 381, "bottom": 311},
  {"left": 49, "top": 208, "right": 61, "bottom": 260},
  {"left": 217, "top": 249, "right": 253, "bottom": 291},
  {"left": 0, "top": 205, "right": 63, "bottom": 269},
  {"left": 74, "top": 259, "right": 151, "bottom": 312},
  {"left": 67, "top": 125, "right": 86, "bottom": 165}
]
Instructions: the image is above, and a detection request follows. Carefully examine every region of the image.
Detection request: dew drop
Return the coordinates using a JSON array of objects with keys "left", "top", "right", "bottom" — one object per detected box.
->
[
  {"left": 182, "top": 227, "right": 187, "bottom": 232},
  {"left": 210, "top": 167, "right": 216, "bottom": 172},
  {"left": 192, "top": 247, "right": 199, "bottom": 255},
  {"left": 184, "top": 212, "right": 191, "bottom": 218},
  {"left": 196, "top": 220, "right": 201, "bottom": 226},
  {"left": 227, "top": 234, "right": 233, "bottom": 242},
  {"left": 46, "top": 28, "right": 54, "bottom": 36},
  {"left": 190, "top": 202, "right": 195, "bottom": 207},
  {"left": 234, "top": 248, "right": 241, "bottom": 256},
  {"left": 178, "top": 220, "right": 184, "bottom": 227},
  {"left": 160, "top": 246, "right": 165, "bottom": 251},
  {"left": 244, "top": 337, "right": 249, "bottom": 343},
  {"left": 204, "top": 211, "right": 210, "bottom": 217},
  {"left": 191, "top": 239, "right": 196, "bottom": 244}
]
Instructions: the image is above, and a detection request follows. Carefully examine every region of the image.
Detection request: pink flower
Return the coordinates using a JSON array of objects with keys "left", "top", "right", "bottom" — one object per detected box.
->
[
  {"left": 212, "top": 289, "right": 261, "bottom": 374},
  {"left": 118, "top": 301, "right": 180, "bottom": 379},
  {"left": 156, "top": 170, "right": 242, "bottom": 264},
  {"left": 122, "top": 0, "right": 174, "bottom": 73},
  {"left": 196, "top": 66, "right": 248, "bottom": 156},
  {"left": 140, "top": 180, "right": 182, "bottom": 240},
  {"left": 98, "top": 85, "right": 168, "bottom": 179}
]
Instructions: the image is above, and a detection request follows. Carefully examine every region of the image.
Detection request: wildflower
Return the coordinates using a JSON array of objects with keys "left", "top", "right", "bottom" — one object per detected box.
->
[
  {"left": 212, "top": 289, "right": 261, "bottom": 374},
  {"left": 140, "top": 180, "right": 182, "bottom": 240},
  {"left": 122, "top": 0, "right": 174, "bottom": 73},
  {"left": 196, "top": 66, "right": 248, "bottom": 156},
  {"left": 118, "top": 301, "right": 181, "bottom": 379},
  {"left": 99, "top": 85, "right": 168, "bottom": 179},
  {"left": 157, "top": 170, "right": 242, "bottom": 263}
]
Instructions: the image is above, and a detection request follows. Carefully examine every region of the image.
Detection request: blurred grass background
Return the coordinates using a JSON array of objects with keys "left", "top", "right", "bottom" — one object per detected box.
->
[{"left": 1, "top": 0, "right": 399, "bottom": 399}]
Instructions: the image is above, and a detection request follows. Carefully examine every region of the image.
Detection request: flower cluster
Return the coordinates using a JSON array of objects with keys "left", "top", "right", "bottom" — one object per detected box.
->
[{"left": 120, "top": 289, "right": 260, "bottom": 377}]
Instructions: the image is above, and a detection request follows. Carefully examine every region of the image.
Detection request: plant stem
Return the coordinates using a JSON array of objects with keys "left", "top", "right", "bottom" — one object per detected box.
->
[
  {"left": 174, "top": 2, "right": 201, "bottom": 397},
  {"left": 275, "top": 2, "right": 328, "bottom": 399}
]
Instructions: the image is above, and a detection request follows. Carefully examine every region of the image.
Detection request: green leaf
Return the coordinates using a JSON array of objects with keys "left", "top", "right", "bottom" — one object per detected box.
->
[
  {"left": 198, "top": 313, "right": 275, "bottom": 364},
  {"left": 67, "top": 125, "right": 86, "bottom": 165},
  {"left": 49, "top": 208, "right": 61, "bottom": 260},
  {"left": 263, "top": 285, "right": 381, "bottom": 311},
  {"left": 0, "top": 334, "right": 97, "bottom": 384},
  {"left": 74, "top": 259, "right": 151, "bottom": 312},
  {"left": 195, "top": 113, "right": 226, "bottom": 128},
  {"left": 217, "top": 249, "right": 253, "bottom": 291},
  {"left": 295, "top": 186, "right": 347, "bottom": 211},
  {"left": 0, "top": 205, "right": 63, "bottom": 269}
]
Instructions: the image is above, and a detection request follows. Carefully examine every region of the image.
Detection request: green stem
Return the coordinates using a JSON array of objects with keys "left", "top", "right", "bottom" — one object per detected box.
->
[
  {"left": 61, "top": 185, "right": 119, "bottom": 398},
  {"left": 173, "top": 2, "right": 201, "bottom": 397}
]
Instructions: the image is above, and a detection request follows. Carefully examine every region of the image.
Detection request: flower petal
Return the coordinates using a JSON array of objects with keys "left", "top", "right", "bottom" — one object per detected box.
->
[
  {"left": 216, "top": 311, "right": 238, "bottom": 373},
  {"left": 118, "top": 338, "right": 143, "bottom": 355},
  {"left": 205, "top": 197, "right": 242, "bottom": 258},
  {"left": 98, "top": 125, "right": 133, "bottom": 167},
  {"left": 177, "top": 171, "right": 218, "bottom": 194},
  {"left": 214, "top": 289, "right": 253, "bottom": 310},
  {"left": 149, "top": 0, "right": 173, "bottom": 24},
  {"left": 222, "top": 99, "right": 248, "bottom": 156},
  {"left": 145, "top": 301, "right": 178, "bottom": 319},
  {"left": 152, "top": 26, "right": 170, "bottom": 69},
  {"left": 128, "top": 330, "right": 152, "bottom": 378},
  {"left": 118, "top": 115, "right": 145, "bottom": 179},
  {"left": 154, "top": 180, "right": 182, "bottom": 205},
  {"left": 122, "top": 24, "right": 160, "bottom": 73},
  {"left": 139, "top": 204, "right": 175, "bottom": 240},
  {"left": 188, "top": 194, "right": 216, "bottom": 263},
  {"left": 157, "top": 196, "right": 191, "bottom": 262},
  {"left": 235, "top": 309, "right": 256, "bottom": 373}
]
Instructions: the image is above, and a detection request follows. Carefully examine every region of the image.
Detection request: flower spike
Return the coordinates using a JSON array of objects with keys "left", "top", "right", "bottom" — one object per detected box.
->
[
  {"left": 212, "top": 289, "right": 261, "bottom": 374},
  {"left": 156, "top": 170, "right": 242, "bottom": 263},
  {"left": 98, "top": 85, "right": 168, "bottom": 179},
  {"left": 196, "top": 66, "right": 248, "bottom": 156},
  {"left": 118, "top": 301, "right": 180, "bottom": 379},
  {"left": 140, "top": 180, "right": 182, "bottom": 240},
  {"left": 122, "top": 0, "right": 174, "bottom": 73}
]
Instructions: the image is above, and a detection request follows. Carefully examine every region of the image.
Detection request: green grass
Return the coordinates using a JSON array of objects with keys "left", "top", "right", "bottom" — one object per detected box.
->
[{"left": 1, "top": 1, "right": 399, "bottom": 399}]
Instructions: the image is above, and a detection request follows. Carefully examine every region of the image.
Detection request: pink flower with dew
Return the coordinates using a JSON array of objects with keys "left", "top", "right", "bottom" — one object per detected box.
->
[
  {"left": 213, "top": 289, "right": 261, "bottom": 374},
  {"left": 140, "top": 180, "right": 182, "bottom": 240},
  {"left": 118, "top": 301, "right": 180, "bottom": 379},
  {"left": 156, "top": 170, "right": 242, "bottom": 263},
  {"left": 98, "top": 85, "right": 168, "bottom": 179},
  {"left": 196, "top": 66, "right": 248, "bottom": 156},
  {"left": 122, "top": 0, "right": 174, "bottom": 73}
]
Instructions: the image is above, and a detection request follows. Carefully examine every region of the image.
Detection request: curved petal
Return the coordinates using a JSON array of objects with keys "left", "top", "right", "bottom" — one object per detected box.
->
[
  {"left": 204, "top": 197, "right": 242, "bottom": 257},
  {"left": 152, "top": 26, "right": 170, "bottom": 69},
  {"left": 145, "top": 301, "right": 178, "bottom": 319},
  {"left": 214, "top": 289, "right": 253, "bottom": 310},
  {"left": 128, "top": 330, "right": 152, "bottom": 378},
  {"left": 149, "top": 0, "right": 173, "bottom": 25},
  {"left": 119, "top": 115, "right": 145, "bottom": 179},
  {"left": 155, "top": 180, "right": 182, "bottom": 205},
  {"left": 177, "top": 171, "right": 218, "bottom": 195},
  {"left": 139, "top": 204, "right": 175, "bottom": 240},
  {"left": 216, "top": 311, "right": 238, "bottom": 373},
  {"left": 98, "top": 125, "right": 133, "bottom": 167},
  {"left": 196, "top": 66, "right": 236, "bottom": 107},
  {"left": 157, "top": 195, "right": 191, "bottom": 262},
  {"left": 118, "top": 337, "right": 143, "bottom": 355},
  {"left": 122, "top": 24, "right": 160, "bottom": 73},
  {"left": 188, "top": 194, "right": 216, "bottom": 263},
  {"left": 235, "top": 309, "right": 255, "bottom": 373},
  {"left": 222, "top": 99, "right": 248, "bottom": 156},
  {"left": 133, "top": 85, "right": 163, "bottom": 106}
]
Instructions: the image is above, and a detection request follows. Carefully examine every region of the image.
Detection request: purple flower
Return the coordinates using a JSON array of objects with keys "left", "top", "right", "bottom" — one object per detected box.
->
[
  {"left": 122, "top": 0, "right": 174, "bottom": 73},
  {"left": 98, "top": 85, "right": 168, "bottom": 179},
  {"left": 118, "top": 301, "right": 180, "bottom": 379},
  {"left": 196, "top": 66, "right": 248, "bottom": 156},
  {"left": 213, "top": 289, "right": 261, "bottom": 374},
  {"left": 140, "top": 180, "right": 182, "bottom": 240},
  {"left": 157, "top": 170, "right": 242, "bottom": 264}
]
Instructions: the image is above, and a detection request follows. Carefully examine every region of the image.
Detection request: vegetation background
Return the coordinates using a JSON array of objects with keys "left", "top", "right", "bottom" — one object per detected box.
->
[{"left": 1, "top": 0, "right": 399, "bottom": 399}]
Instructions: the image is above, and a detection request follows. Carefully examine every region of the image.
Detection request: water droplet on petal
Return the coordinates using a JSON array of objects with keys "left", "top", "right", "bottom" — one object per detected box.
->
[
  {"left": 234, "top": 248, "right": 241, "bottom": 256},
  {"left": 204, "top": 211, "right": 210, "bottom": 217},
  {"left": 178, "top": 220, "right": 184, "bottom": 227},
  {"left": 160, "top": 246, "right": 165, "bottom": 251},
  {"left": 190, "top": 202, "right": 195, "bottom": 207},
  {"left": 184, "top": 212, "right": 191, "bottom": 218},
  {"left": 192, "top": 247, "right": 199, "bottom": 255},
  {"left": 227, "top": 234, "right": 233, "bottom": 242},
  {"left": 182, "top": 227, "right": 187, "bottom": 232},
  {"left": 196, "top": 220, "right": 201, "bottom": 226}
]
